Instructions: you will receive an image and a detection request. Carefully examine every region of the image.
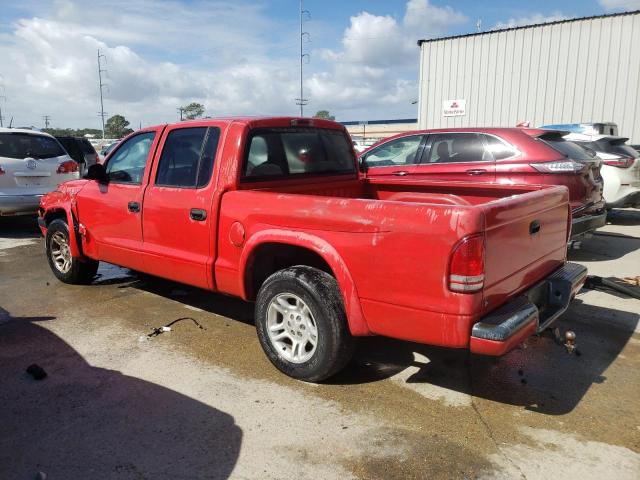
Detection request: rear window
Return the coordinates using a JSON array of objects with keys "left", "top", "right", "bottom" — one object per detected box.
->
[
  {"left": 79, "top": 139, "right": 97, "bottom": 154},
  {"left": 0, "top": 133, "right": 66, "bottom": 159},
  {"left": 578, "top": 140, "right": 639, "bottom": 159},
  {"left": 242, "top": 128, "right": 355, "bottom": 180},
  {"left": 541, "top": 138, "right": 596, "bottom": 161}
]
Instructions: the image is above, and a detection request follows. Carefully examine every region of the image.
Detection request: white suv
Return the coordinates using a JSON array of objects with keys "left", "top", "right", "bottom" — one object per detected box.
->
[
  {"left": 564, "top": 133, "right": 640, "bottom": 209},
  {"left": 0, "top": 128, "right": 79, "bottom": 216}
]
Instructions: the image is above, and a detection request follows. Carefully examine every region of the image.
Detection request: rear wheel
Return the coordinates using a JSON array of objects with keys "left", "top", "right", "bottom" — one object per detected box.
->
[
  {"left": 46, "top": 219, "right": 99, "bottom": 284},
  {"left": 255, "top": 266, "right": 355, "bottom": 382}
]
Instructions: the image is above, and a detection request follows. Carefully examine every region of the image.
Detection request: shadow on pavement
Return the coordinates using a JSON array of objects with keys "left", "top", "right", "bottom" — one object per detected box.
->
[
  {"left": 0, "top": 215, "right": 40, "bottom": 238},
  {"left": 568, "top": 229, "right": 640, "bottom": 262},
  {"left": 330, "top": 299, "right": 638, "bottom": 416},
  {"left": 98, "top": 269, "right": 256, "bottom": 326},
  {"left": 0, "top": 307, "right": 242, "bottom": 479}
]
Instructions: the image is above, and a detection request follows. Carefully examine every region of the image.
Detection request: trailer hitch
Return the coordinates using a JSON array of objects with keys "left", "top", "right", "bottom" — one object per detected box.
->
[{"left": 551, "top": 327, "right": 578, "bottom": 354}]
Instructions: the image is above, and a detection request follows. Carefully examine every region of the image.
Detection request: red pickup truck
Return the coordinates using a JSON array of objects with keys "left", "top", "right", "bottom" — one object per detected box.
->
[{"left": 39, "top": 117, "right": 586, "bottom": 381}]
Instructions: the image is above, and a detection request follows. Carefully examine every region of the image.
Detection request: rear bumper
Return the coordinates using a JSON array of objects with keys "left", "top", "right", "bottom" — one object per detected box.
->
[
  {"left": 570, "top": 211, "right": 607, "bottom": 239},
  {"left": 0, "top": 194, "right": 43, "bottom": 216},
  {"left": 470, "top": 262, "right": 587, "bottom": 356},
  {"left": 606, "top": 190, "right": 640, "bottom": 208}
]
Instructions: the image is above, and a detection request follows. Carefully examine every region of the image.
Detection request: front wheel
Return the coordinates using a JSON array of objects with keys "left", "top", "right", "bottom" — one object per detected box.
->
[
  {"left": 46, "top": 219, "right": 99, "bottom": 284},
  {"left": 255, "top": 266, "right": 355, "bottom": 382}
]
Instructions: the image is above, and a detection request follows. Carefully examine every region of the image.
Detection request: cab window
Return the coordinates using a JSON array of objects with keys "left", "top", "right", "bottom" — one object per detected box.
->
[
  {"left": 106, "top": 132, "right": 156, "bottom": 184},
  {"left": 155, "top": 127, "right": 220, "bottom": 188}
]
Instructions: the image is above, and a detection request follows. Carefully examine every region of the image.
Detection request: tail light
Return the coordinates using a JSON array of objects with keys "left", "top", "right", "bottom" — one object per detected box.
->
[
  {"left": 57, "top": 160, "right": 78, "bottom": 174},
  {"left": 449, "top": 234, "right": 485, "bottom": 293},
  {"left": 0, "top": 165, "right": 5, "bottom": 175},
  {"left": 602, "top": 155, "right": 634, "bottom": 168},
  {"left": 530, "top": 160, "right": 584, "bottom": 173},
  {"left": 94, "top": 153, "right": 100, "bottom": 164}
]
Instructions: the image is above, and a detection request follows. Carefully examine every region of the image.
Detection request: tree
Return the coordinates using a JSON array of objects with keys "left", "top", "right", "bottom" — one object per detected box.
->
[
  {"left": 181, "top": 102, "right": 205, "bottom": 120},
  {"left": 313, "top": 110, "right": 335, "bottom": 121},
  {"left": 105, "top": 115, "right": 133, "bottom": 138}
]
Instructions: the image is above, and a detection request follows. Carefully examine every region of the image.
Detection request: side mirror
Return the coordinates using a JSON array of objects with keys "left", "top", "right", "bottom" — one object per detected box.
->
[
  {"left": 358, "top": 155, "right": 368, "bottom": 173},
  {"left": 85, "top": 163, "right": 108, "bottom": 183}
]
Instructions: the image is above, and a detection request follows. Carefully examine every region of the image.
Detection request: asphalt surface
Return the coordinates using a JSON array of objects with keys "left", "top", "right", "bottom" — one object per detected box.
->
[{"left": 1, "top": 211, "right": 639, "bottom": 479}]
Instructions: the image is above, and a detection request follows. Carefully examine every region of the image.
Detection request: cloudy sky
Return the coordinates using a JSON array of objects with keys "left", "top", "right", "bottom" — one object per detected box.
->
[{"left": 0, "top": 0, "right": 638, "bottom": 129}]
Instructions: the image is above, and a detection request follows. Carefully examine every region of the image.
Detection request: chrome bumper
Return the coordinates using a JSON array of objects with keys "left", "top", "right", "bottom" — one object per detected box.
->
[{"left": 472, "top": 262, "right": 587, "bottom": 345}]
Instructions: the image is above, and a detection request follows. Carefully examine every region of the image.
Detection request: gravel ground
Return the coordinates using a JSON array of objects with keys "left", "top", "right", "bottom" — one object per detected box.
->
[{"left": 0, "top": 211, "right": 638, "bottom": 479}]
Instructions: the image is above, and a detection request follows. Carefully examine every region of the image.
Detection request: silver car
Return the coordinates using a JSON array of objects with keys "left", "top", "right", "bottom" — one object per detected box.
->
[{"left": 0, "top": 128, "right": 79, "bottom": 216}]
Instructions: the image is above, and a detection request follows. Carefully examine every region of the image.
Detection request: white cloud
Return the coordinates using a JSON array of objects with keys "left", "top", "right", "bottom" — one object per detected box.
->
[
  {"left": 598, "top": 0, "right": 640, "bottom": 10},
  {"left": 0, "top": 0, "right": 468, "bottom": 128},
  {"left": 309, "top": 0, "right": 467, "bottom": 119},
  {"left": 493, "top": 12, "right": 568, "bottom": 30}
]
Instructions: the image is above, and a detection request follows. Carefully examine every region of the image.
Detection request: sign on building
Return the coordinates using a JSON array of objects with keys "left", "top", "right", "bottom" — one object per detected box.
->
[{"left": 443, "top": 99, "right": 466, "bottom": 117}]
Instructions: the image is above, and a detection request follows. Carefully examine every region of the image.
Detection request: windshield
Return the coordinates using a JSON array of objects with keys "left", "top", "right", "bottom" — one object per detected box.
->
[
  {"left": 0, "top": 133, "right": 66, "bottom": 159},
  {"left": 541, "top": 138, "right": 596, "bottom": 161},
  {"left": 242, "top": 127, "right": 356, "bottom": 180}
]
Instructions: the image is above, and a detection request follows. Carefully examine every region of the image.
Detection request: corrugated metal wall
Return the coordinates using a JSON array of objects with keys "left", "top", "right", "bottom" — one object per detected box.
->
[{"left": 417, "top": 12, "right": 640, "bottom": 143}]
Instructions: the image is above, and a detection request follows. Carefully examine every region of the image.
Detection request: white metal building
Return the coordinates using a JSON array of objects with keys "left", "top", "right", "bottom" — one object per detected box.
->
[{"left": 417, "top": 10, "right": 640, "bottom": 143}]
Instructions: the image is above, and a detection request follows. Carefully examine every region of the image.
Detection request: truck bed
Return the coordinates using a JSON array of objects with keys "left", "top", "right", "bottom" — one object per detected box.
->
[{"left": 219, "top": 177, "right": 570, "bottom": 347}]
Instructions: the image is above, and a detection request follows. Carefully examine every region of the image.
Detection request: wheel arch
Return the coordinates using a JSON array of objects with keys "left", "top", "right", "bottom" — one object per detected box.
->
[{"left": 240, "top": 230, "right": 370, "bottom": 336}]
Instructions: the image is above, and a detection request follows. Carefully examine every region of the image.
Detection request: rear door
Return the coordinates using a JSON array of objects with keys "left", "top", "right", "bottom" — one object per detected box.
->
[
  {"left": 141, "top": 124, "right": 221, "bottom": 289},
  {"left": 75, "top": 128, "right": 162, "bottom": 270},
  {"left": 412, "top": 132, "right": 497, "bottom": 182}
]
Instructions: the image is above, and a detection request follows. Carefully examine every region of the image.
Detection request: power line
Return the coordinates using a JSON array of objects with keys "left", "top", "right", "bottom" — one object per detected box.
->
[
  {"left": 295, "top": 0, "right": 310, "bottom": 116},
  {"left": 97, "top": 49, "right": 108, "bottom": 139}
]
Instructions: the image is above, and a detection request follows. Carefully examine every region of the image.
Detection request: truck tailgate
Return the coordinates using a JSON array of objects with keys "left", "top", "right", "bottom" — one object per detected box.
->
[{"left": 481, "top": 185, "right": 569, "bottom": 313}]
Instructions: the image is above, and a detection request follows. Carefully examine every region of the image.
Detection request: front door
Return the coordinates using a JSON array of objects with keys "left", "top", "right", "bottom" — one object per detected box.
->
[
  {"left": 361, "top": 134, "right": 427, "bottom": 177},
  {"left": 75, "top": 129, "right": 162, "bottom": 270},
  {"left": 141, "top": 124, "right": 221, "bottom": 289}
]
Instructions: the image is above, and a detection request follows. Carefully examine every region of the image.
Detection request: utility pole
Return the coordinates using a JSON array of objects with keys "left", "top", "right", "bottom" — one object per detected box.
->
[
  {"left": 295, "top": 0, "right": 310, "bottom": 116},
  {"left": 97, "top": 50, "right": 108, "bottom": 139},
  {"left": 0, "top": 95, "right": 5, "bottom": 128},
  {"left": 177, "top": 107, "right": 184, "bottom": 121},
  {"left": 42, "top": 115, "right": 51, "bottom": 129},
  {"left": 0, "top": 77, "right": 6, "bottom": 127}
]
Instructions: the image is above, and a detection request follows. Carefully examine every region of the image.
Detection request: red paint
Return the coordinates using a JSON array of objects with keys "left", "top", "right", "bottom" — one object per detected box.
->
[
  {"left": 39, "top": 117, "right": 579, "bottom": 356},
  {"left": 360, "top": 127, "right": 605, "bottom": 222}
]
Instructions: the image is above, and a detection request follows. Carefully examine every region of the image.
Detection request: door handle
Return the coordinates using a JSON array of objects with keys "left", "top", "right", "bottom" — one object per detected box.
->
[
  {"left": 190, "top": 208, "right": 207, "bottom": 221},
  {"left": 127, "top": 201, "right": 140, "bottom": 213},
  {"left": 392, "top": 171, "right": 409, "bottom": 176},
  {"left": 466, "top": 169, "right": 487, "bottom": 176}
]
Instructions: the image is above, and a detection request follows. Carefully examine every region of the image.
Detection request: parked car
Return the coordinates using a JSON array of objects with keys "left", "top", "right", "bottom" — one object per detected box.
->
[
  {"left": 540, "top": 122, "right": 618, "bottom": 136},
  {"left": 359, "top": 128, "right": 606, "bottom": 241},
  {"left": 99, "top": 141, "right": 119, "bottom": 159},
  {"left": 55, "top": 136, "right": 99, "bottom": 176},
  {"left": 561, "top": 133, "right": 640, "bottom": 209},
  {"left": 38, "top": 117, "right": 585, "bottom": 381},
  {"left": 0, "top": 128, "right": 79, "bottom": 216}
]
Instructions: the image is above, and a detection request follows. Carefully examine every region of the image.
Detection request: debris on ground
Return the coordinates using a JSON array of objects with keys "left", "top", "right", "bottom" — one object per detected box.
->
[
  {"left": 26, "top": 364, "right": 47, "bottom": 380},
  {"left": 141, "top": 317, "right": 206, "bottom": 341},
  {"left": 584, "top": 275, "right": 640, "bottom": 300}
]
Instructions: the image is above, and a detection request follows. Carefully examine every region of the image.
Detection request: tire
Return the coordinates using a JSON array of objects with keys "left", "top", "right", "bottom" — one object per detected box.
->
[
  {"left": 255, "top": 266, "right": 355, "bottom": 382},
  {"left": 46, "top": 219, "right": 99, "bottom": 284}
]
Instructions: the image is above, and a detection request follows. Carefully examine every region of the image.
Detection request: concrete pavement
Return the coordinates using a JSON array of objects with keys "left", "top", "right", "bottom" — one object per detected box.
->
[{"left": 0, "top": 212, "right": 638, "bottom": 479}]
